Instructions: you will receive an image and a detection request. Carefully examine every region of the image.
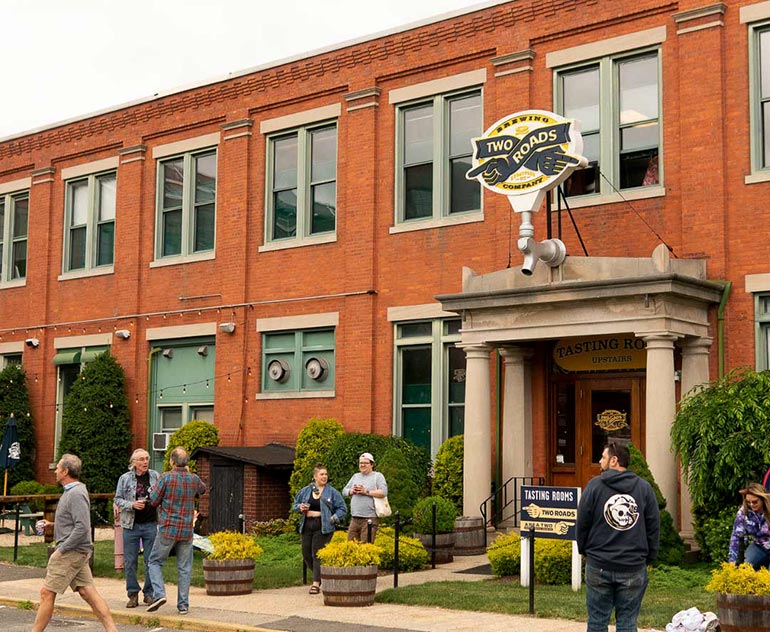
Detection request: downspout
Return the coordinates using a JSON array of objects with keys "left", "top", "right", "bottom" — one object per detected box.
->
[
  {"left": 716, "top": 281, "right": 732, "bottom": 379},
  {"left": 495, "top": 352, "right": 502, "bottom": 493},
  {"left": 146, "top": 348, "right": 161, "bottom": 455}
]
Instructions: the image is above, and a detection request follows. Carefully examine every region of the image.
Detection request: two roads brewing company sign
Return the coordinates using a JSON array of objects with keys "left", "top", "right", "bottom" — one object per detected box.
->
[{"left": 520, "top": 485, "right": 580, "bottom": 540}]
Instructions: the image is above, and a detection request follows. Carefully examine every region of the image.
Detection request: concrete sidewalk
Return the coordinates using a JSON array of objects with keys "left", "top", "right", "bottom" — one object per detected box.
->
[{"left": 0, "top": 555, "right": 657, "bottom": 632}]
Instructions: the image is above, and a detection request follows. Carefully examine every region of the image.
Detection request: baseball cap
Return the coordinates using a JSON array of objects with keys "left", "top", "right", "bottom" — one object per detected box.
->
[{"left": 359, "top": 452, "right": 375, "bottom": 463}]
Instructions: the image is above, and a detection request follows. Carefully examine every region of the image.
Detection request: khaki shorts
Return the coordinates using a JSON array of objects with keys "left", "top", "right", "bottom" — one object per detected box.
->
[{"left": 43, "top": 548, "right": 94, "bottom": 594}]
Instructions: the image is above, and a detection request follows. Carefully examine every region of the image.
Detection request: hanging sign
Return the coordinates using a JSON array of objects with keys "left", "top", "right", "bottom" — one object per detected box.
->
[{"left": 553, "top": 335, "right": 647, "bottom": 372}]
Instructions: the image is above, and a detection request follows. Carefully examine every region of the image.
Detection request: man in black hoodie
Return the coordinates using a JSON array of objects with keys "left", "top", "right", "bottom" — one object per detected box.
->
[{"left": 577, "top": 442, "right": 660, "bottom": 632}]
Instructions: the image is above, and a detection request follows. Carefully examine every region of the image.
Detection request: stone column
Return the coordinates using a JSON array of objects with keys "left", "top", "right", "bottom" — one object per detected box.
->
[
  {"left": 499, "top": 347, "right": 533, "bottom": 485},
  {"left": 642, "top": 333, "right": 680, "bottom": 526},
  {"left": 458, "top": 343, "right": 493, "bottom": 518},
  {"left": 678, "top": 336, "right": 713, "bottom": 537}
]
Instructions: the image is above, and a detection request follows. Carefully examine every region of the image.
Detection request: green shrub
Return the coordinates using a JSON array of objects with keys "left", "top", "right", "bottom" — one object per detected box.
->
[
  {"left": 374, "top": 526, "right": 428, "bottom": 571},
  {"left": 0, "top": 364, "right": 37, "bottom": 488},
  {"left": 206, "top": 531, "right": 263, "bottom": 561},
  {"left": 248, "top": 518, "right": 295, "bottom": 537},
  {"left": 58, "top": 352, "right": 132, "bottom": 493},
  {"left": 9, "top": 480, "right": 43, "bottom": 511},
  {"left": 695, "top": 505, "right": 736, "bottom": 563},
  {"left": 376, "top": 447, "right": 421, "bottom": 521},
  {"left": 163, "top": 420, "right": 219, "bottom": 472},
  {"left": 323, "top": 432, "right": 431, "bottom": 516},
  {"left": 317, "top": 540, "right": 381, "bottom": 567},
  {"left": 628, "top": 443, "right": 684, "bottom": 566},
  {"left": 487, "top": 531, "right": 521, "bottom": 577},
  {"left": 289, "top": 418, "right": 345, "bottom": 499},
  {"left": 412, "top": 496, "right": 457, "bottom": 534},
  {"left": 433, "top": 435, "right": 463, "bottom": 515},
  {"left": 533, "top": 539, "right": 572, "bottom": 585}
]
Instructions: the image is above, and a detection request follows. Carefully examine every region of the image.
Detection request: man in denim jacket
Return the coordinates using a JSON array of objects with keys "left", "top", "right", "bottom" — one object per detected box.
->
[{"left": 114, "top": 449, "right": 160, "bottom": 608}]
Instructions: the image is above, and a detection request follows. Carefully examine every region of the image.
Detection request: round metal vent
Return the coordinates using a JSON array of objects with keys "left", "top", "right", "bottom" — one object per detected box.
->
[
  {"left": 267, "top": 359, "right": 291, "bottom": 383},
  {"left": 305, "top": 357, "right": 329, "bottom": 382}
]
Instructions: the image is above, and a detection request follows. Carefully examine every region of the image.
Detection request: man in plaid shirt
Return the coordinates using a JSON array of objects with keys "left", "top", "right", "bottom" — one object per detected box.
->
[{"left": 145, "top": 447, "right": 206, "bottom": 615}]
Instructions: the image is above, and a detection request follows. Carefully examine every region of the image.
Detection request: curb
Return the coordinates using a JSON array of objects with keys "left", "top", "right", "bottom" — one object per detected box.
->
[{"left": 0, "top": 595, "right": 276, "bottom": 632}]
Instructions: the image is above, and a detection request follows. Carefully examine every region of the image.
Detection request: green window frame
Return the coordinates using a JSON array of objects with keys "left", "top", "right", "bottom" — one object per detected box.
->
[
  {"left": 393, "top": 319, "right": 465, "bottom": 456},
  {"left": 750, "top": 22, "right": 770, "bottom": 171},
  {"left": 156, "top": 149, "right": 217, "bottom": 259},
  {"left": 0, "top": 190, "right": 29, "bottom": 283},
  {"left": 395, "top": 89, "right": 482, "bottom": 223},
  {"left": 755, "top": 293, "right": 770, "bottom": 370},
  {"left": 63, "top": 171, "right": 116, "bottom": 273},
  {"left": 555, "top": 49, "right": 662, "bottom": 197},
  {"left": 266, "top": 122, "right": 337, "bottom": 243},
  {"left": 262, "top": 328, "right": 335, "bottom": 393}
]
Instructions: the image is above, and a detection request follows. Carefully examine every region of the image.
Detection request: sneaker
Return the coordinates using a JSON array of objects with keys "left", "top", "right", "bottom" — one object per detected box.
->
[
  {"left": 146, "top": 596, "right": 166, "bottom": 612},
  {"left": 143, "top": 593, "right": 154, "bottom": 605},
  {"left": 178, "top": 608, "right": 188, "bottom": 615},
  {"left": 125, "top": 593, "right": 138, "bottom": 608}
]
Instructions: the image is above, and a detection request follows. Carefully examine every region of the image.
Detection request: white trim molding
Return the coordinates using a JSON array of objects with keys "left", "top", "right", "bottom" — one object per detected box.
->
[
  {"left": 0, "top": 341, "right": 24, "bottom": 354},
  {"left": 151, "top": 133, "right": 221, "bottom": 159},
  {"left": 546, "top": 26, "right": 667, "bottom": 68},
  {"left": 387, "top": 303, "right": 459, "bottom": 322},
  {"left": 0, "top": 177, "right": 31, "bottom": 195},
  {"left": 54, "top": 333, "right": 113, "bottom": 349},
  {"left": 742, "top": 1, "right": 770, "bottom": 23},
  {"left": 260, "top": 104, "right": 342, "bottom": 134},
  {"left": 746, "top": 273, "right": 770, "bottom": 293},
  {"left": 256, "top": 312, "right": 339, "bottom": 332},
  {"left": 145, "top": 323, "right": 218, "bottom": 340},
  {"left": 61, "top": 157, "right": 119, "bottom": 181},
  {"left": 388, "top": 69, "right": 487, "bottom": 104}
]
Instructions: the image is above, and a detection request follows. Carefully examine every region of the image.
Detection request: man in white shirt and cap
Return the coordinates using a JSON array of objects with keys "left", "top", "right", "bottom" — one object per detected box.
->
[{"left": 342, "top": 452, "right": 388, "bottom": 542}]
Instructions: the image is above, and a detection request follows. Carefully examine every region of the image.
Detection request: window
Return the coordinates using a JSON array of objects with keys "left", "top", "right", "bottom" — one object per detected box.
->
[
  {"left": 156, "top": 149, "right": 216, "bottom": 258},
  {"left": 53, "top": 346, "right": 109, "bottom": 454},
  {"left": 396, "top": 90, "right": 481, "bottom": 223},
  {"left": 1, "top": 353, "right": 21, "bottom": 368},
  {"left": 0, "top": 191, "right": 28, "bottom": 283},
  {"left": 756, "top": 293, "right": 770, "bottom": 370},
  {"left": 394, "top": 319, "right": 465, "bottom": 455},
  {"left": 63, "top": 172, "right": 116, "bottom": 272},
  {"left": 266, "top": 123, "right": 337, "bottom": 243},
  {"left": 751, "top": 24, "right": 770, "bottom": 171},
  {"left": 262, "top": 328, "right": 335, "bottom": 393},
  {"left": 556, "top": 51, "right": 661, "bottom": 196}
]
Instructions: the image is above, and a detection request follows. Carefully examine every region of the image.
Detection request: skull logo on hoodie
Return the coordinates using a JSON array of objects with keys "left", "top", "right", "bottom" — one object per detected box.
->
[{"left": 603, "top": 494, "right": 639, "bottom": 530}]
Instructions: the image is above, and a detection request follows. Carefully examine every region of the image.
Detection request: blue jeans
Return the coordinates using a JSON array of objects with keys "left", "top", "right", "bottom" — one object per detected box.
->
[
  {"left": 146, "top": 533, "right": 193, "bottom": 611},
  {"left": 122, "top": 521, "right": 157, "bottom": 597},
  {"left": 585, "top": 564, "right": 648, "bottom": 632},
  {"left": 745, "top": 542, "right": 770, "bottom": 570}
]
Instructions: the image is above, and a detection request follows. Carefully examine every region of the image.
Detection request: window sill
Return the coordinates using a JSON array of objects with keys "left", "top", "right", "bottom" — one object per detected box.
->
[
  {"left": 745, "top": 170, "right": 770, "bottom": 185},
  {"left": 150, "top": 251, "right": 216, "bottom": 268},
  {"left": 258, "top": 232, "right": 337, "bottom": 253},
  {"left": 563, "top": 185, "right": 665, "bottom": 209},
  {"left": 255, "top": 390, "right": 335, "bottom": 400},
  {"left": 58, "top": 266, "right": 115, "bottom": 282},
  {"left": 389, "top": 212, "right": 484, "bottom": 234},
  {"left": 0, "top": 278, "right": 26, "bottom": 290}
]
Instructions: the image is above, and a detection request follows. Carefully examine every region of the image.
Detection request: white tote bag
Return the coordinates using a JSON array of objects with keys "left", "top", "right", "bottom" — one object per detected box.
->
[{"left": 374, "top": 495, "right": 392, "bottom": 518}]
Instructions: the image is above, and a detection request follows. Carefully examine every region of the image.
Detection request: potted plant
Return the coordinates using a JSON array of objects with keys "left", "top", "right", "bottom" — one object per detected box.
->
[
  {"left": 412, "top": 495, "right": 458, "bottom": 564},
  {"left": 316, "top": 538, "right": 381, "bottom": 607},
  {"left": 202, "top": 531, "right": 263, "bottom": 596},
  {"left": 705, "top": 562, "right": 770, "bottom": 631}
]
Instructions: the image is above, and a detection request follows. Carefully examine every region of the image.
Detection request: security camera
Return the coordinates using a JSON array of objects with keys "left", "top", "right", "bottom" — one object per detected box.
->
[
  {"left": 219, "top": 322, "right": 236, "bottom": 334},
  {"left": 25, "top": 338, "right": 40, "bottom": 348},
  {"left": 114, "top": 329, "right": 131, "bottom": 339}
]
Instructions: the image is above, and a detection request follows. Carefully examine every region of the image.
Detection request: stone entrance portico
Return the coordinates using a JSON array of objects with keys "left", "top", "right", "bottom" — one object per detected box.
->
[{"left": 439, "top": 245, "right": 723, "bottom": 531}]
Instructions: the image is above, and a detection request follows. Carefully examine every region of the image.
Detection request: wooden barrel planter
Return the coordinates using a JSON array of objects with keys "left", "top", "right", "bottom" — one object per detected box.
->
[
  {"left": 453, "top": 516, "right": 486, "bottom": 556},
  {"left": 415, "top": 532, "right": 455, "bottom": 564},
  {"left": 717, "top": 592, "right": 770, "bottom": 631},
  {"left": 202, "top": 558, "right": 255, "bottom": 596},
  {"left": 320, "top": 565, "right": 378, "bottom": 607}
]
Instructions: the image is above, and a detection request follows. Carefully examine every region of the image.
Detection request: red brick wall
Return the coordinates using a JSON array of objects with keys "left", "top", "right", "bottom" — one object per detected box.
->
[{"left": 0, "top": 0, "right": 762, "bottom": 482}]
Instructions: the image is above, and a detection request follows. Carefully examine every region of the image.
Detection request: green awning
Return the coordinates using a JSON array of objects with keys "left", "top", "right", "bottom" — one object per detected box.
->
[
  {"left": 53, "top": 350, "right": 81, "bottom": 365},
  {"left": 81, "top": 346, "right": 109, "bottom": 363}
]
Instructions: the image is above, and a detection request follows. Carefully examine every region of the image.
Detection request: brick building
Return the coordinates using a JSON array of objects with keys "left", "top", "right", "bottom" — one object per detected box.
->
[{"left": 1, "top": 0, "right": 769, "bottom": 532}]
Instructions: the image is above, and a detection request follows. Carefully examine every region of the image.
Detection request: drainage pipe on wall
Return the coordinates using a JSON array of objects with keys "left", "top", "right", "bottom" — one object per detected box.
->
[{"left": 715, "top": 281, "right": 732, "bottom": 379}]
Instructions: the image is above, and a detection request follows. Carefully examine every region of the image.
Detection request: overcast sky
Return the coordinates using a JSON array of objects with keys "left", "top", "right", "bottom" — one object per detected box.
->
[{"left": 0, "top": 0, "right": 493, "bottom": 139}]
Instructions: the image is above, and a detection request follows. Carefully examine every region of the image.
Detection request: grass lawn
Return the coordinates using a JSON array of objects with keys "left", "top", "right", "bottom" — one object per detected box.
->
[
  {"left": 376, "top": 564, "right": 718, "bottom": 629},
  {"left": 0, "top": 532, "right": 305, "bottom": 590}
]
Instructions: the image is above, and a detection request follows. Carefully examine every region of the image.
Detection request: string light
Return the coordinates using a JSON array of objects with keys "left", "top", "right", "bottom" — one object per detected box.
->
[{"left": 182, "top": 385, "right": 187, "bottom": 394}]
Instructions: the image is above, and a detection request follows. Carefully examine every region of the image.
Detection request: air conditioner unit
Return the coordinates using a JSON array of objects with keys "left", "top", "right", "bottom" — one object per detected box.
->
[{"left": 153, "top": 432, "right": 170, "bottom": 452}]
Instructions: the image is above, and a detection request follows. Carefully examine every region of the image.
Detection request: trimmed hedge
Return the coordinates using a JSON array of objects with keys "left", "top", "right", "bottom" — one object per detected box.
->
[
  {"left": 374, "top": 526, "right": 429, "bottom": 571},
  {"left": 163, "top": 420, "right": 219, "bottom": 472},
  {"left": 487, "top": 531, "right": 521, "bottom": 577},
  {"left": 412, "top": 495, "right": 457, "bottom": 534},
  {"left": 288, "top": 418, "right": 345, "bottom": 500},
  {"left": 487, "top": 532, "right": 572, "bottom": 585},
  {"left": 433, "top": 435, "right": 463, "bottom": 515}
]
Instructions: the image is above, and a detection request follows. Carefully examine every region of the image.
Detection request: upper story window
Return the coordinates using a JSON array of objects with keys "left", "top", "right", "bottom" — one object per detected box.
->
[
  {"left": 1, "top": 353, "right": 21, "bottom": 368},
  {"left": 396, "top": 90, "right": 481, "bottom": 223},
  {"left": 749, "top": 22, "right": 770, "bottom": 173},
  {"left": 556, "top": 50, "right": 661, "bottom": 197},
  {"left": 0, "top": 190, "right": 28, "bottom": 284},
  {"left": 266, "top": 123, "right": 337, "bottom": 244},
  {"left": 64, "top": 172, "right": 116, "bottom": 273},
  {"left": 755, "top": 293, "right": 770, "bottom": 370},
  {"left": 262, "top": 328, "right": 335, "bottom": 395},
  {"left": 156, "top": 149, "right": 217, "bottom": 259}
]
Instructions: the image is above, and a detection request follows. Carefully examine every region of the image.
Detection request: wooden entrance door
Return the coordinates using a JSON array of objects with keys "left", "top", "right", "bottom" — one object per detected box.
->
[
  {"left": 209, "top": 461, "right": 244, "bottom": 532},
  {"left": 576, "top": 377, "right": 644, "bottom": 486}
]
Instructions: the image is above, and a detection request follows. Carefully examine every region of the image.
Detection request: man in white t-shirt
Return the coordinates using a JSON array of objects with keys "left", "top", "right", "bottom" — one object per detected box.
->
[{"left": 342, "top": 452, "right": 388, "bottom": 542}]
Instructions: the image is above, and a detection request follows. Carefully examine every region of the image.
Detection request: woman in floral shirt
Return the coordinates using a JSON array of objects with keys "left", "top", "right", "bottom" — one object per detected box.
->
[{"left": 728, "top": 482, "right": 770, "bottom": 569}]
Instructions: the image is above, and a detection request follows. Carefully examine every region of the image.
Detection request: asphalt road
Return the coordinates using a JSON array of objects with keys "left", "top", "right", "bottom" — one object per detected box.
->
[{"left": 0, "top": 604, "right": 154, "bottom": 631}]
